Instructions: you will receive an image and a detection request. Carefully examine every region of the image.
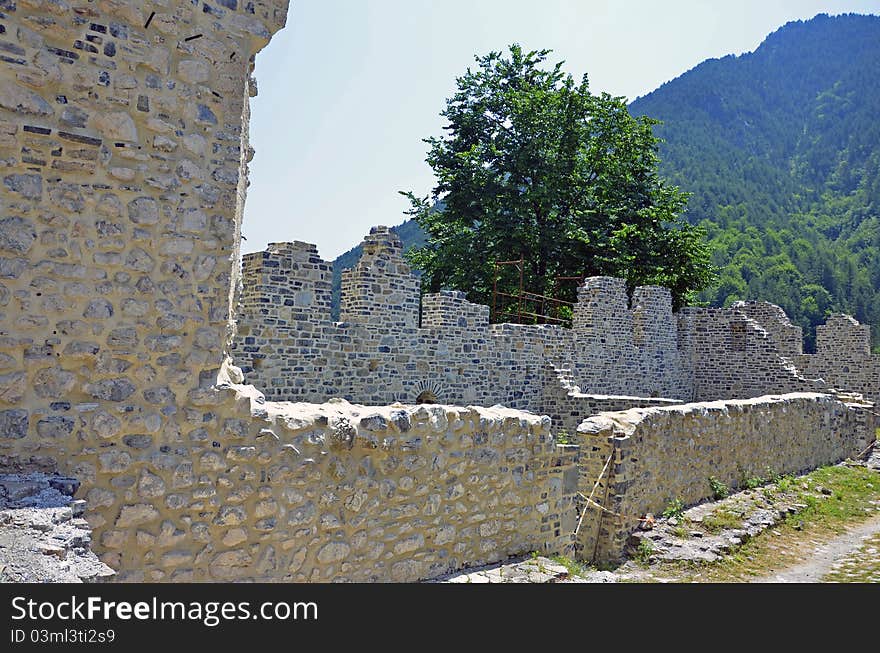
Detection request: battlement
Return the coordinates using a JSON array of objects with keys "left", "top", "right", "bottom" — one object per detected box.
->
[
  {"left": 233, "top": 227, "right": 879, "bottom": 409},
  {"left": 572, "top": 277, "right": 632, "bottom": 341},
  {"left": 339, "top": 226, "right": 420, "bottom": 329},
  {"left": 816, "top": 313, "right": 872, "bottom": 359},
  {"left": 234, "top": 231, "right": 696, "bottom": 404},
  {"left": 1, "top": 0, "right": 875, "bottom": 586},
  {"left": 631, "top": 286, "right": 674, "bottom": 346},
  {"left": 421, "top": 290, "right": 490, "bottom": 330},
  {"left": 239, "top": 241, "right": 333, "bottom": 325},
  {"left": 732, "top": 300, "right": 804, "bottom": 357}
]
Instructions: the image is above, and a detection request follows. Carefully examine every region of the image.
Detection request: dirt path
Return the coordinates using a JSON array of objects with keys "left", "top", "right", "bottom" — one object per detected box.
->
[{"left": 753, "top": 512, "right": 880, "bottom": 583}]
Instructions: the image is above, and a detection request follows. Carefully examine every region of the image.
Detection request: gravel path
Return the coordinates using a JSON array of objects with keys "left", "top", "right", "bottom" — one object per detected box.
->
[{"left": 754, "top": 512, "right": 880, "bottom": 583}]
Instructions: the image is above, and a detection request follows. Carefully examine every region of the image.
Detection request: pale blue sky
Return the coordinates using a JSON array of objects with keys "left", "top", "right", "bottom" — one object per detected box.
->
[{"left": 244, "top": 0, "right": 880, "bottom": 260}]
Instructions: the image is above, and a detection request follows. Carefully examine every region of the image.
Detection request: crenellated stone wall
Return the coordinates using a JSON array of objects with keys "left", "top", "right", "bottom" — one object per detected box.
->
[
  {"left": 575, "top": 392, "right": 878, "bottom": 562},
  {"left": 0, "top": 1, "right": 586, "bottom": 583},
  {"left": 725, "top": 304, "right": 880, "bottom": 405},
  {"left": 340, "top": 227, "right": 421, "bottom": 330},
  {"left": 676, "top": 306, "right": 824, "bottom": 401},
  {"left": 233, "top": 232, "right": 878, "bottom": 413},
  {"left": 232, "top": 232, "right": 699, "bottom": 410},
  {"left": 795, "top": 314, "right": 880, "bottom": 405},
  {"left": 1, "top": 0, "right": 876, "bottom": 584}
]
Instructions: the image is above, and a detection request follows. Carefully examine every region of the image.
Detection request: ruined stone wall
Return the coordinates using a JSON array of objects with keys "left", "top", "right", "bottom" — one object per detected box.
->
[
  {"left": 794, "top": 314, "right": 880, "bottom": 405},
  {"left": 0, "top": 1, "right": 586, "bottom": 583},
  {"left": 233, "top": 229, "right": 570, "bottom": 408},
  {"left": 732, "top": 301, "right": 804, "bottom": 358},
  {"left": 571, "top": 278, "right": 692, "bottom": 399},
  {"left": 541, "top": 362, "right": 683, "bottom": 437},
  {"left": 233, "top": 237, "right": 694, "bottom": 408},
  {"left": 575, "top": 393, "right": 878, "bottom": 562},
  {"left": 724, "top": 306, "right": 880, "bottom": 405},
  {"left": 676, "top": 307, "right": 825, "bottom": 401},
  {"left": 106, "top": 396, "right": 578, "bottom": 582},
  {"left": 340, "top": 226, "right": 420, "bottom": 330},
  {"left": 0, "top": 0, "right": 294, "bottom": 579},
  {"left": 233, "top": 232, "right": 880, "bottom": 421}
]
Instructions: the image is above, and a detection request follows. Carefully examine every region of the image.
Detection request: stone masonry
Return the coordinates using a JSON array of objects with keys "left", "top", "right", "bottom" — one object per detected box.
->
[
  {"left": 0, "top": 1, "right": 585, "bottom": 582},
  {"left": 0, "top": 0, "right": 876, "bottom": 581},
  {"left": 232, "top": 230, "right": 879, "bottom": 415},
  {"left": 233, "top": 230, "right": 697, "bottom": 411},
  {"left": 576, "top": 393, "right": 878, "bottom": 562}
]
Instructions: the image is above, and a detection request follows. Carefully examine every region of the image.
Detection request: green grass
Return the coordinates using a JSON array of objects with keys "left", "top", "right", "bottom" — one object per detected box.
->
[
  {"left": 635, "top": 538, "right": 654, "bottom": 566},
  {"left": 708, "top": 476, "right": 729, "bottom": 500},
  {"left": 778, "top": 465, "right": 878, "bottom": 532},
  {"left": 701, "top": 508, "right": 743, "bottom": 533},
  {"left": 661, "top": 498, "right": 686, "bottom": 520},
  {"left": 549, "top": 554, "right": 592, "bottom": 578},
  {"left": 627, "top": 462, "right": 880, "bottom": 582}
]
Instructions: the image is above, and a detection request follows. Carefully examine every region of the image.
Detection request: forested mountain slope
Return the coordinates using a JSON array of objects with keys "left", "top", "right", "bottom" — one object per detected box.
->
[{"left": 630, "top": 12, "right": 880, "bottom": 350}]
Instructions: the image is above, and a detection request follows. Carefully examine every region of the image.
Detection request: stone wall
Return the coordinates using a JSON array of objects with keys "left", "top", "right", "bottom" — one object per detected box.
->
[
  {"left": 572, "top": 278, "right": 693, "bottom": 399},
  {"left": 795, "top": 314, "right": 880, "bottom": 405},
  {"left": 724, "top": 304, "right": 880, "bottom": 405},
  {"left": 1, "top": 0, "right": 877, "bottom": 584},
  {"left": 732, "top": 301, "right": 804, "bottom": 358},
  {"left": 541, "top": 363, "right": 683, "bottom": 437},
  {"left": 233, "top": 234, "right": 879, "bottom": 413},
  {"left": 0, "top": 1, "right": 585, "bottom": 582},
  {"left": 102, "top": 393, "right": 577, "bottom": 582},
  {"left": 575, "top": 393, "right": 878, "bottom": 562},
  {"left": 677, "top": 306, "right": 826, "bottom": 401},
  {"left": 340, "top": 226, "right": 420, "bottom": 330},
  {"left": 232, "top": 233, "right": 695, "bottom": 409}
]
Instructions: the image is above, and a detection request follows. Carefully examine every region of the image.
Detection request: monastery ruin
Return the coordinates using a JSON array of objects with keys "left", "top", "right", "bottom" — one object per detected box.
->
[{"left": 0, "top": 1, "right": 876, "bottom": 582}]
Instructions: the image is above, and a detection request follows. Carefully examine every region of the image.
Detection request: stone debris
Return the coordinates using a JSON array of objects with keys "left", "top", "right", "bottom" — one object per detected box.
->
[
  {"left": 434, "top": 556, "right": 577, "bottom": 584},
  {"left": 0, "top": 473, "right": 115, "bottom": 583}
]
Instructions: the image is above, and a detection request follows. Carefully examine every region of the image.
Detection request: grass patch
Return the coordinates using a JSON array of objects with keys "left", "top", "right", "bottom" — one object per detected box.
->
[
  {"left": 778, "top": 465, "right": 878, "bottom": 532},
  {"left": 776, "top": 474, "right": 796, "bottom": 492},
  {"left": 661, "top": 498, "right": 686, "bottom": 520},
  {"left": 628, "top": 463, "right": 880, "bottom": 582},
  {"left": 635, "top": 538, "right": 654, "bottom": 566},
  {"left": 708, "top": 476, "right": 729, "bottom": 500},
  {"left": 549, "top": 554, "right": 591, "bottom": 578},
  {"left": 672, "top": 522, "right": 690, "bottom": 539},
  {"left": 701, "top": 508, "right": 743, "bottom": 533},
  {"left": 741, "top": 474, "right": 766, "bottom": 490}
]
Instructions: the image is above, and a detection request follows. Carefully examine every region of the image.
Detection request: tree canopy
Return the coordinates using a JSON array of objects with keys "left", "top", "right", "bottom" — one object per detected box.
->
[{"left": 402, "top": 44, "right": 714, "bottom": 320}]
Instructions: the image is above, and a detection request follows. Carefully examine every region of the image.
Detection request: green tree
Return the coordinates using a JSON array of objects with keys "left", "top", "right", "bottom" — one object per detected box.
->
[{"left": 402, "top": 44, "right": 714, "bottom": 319}]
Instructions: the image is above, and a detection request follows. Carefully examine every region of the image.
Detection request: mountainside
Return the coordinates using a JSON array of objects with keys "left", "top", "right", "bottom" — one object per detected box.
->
[
  {"left": 332, "top": 13, "right": 880, "bottom": 349},
  {"left": 630, "top": 12, "right": 880, "bottom": 350}
]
